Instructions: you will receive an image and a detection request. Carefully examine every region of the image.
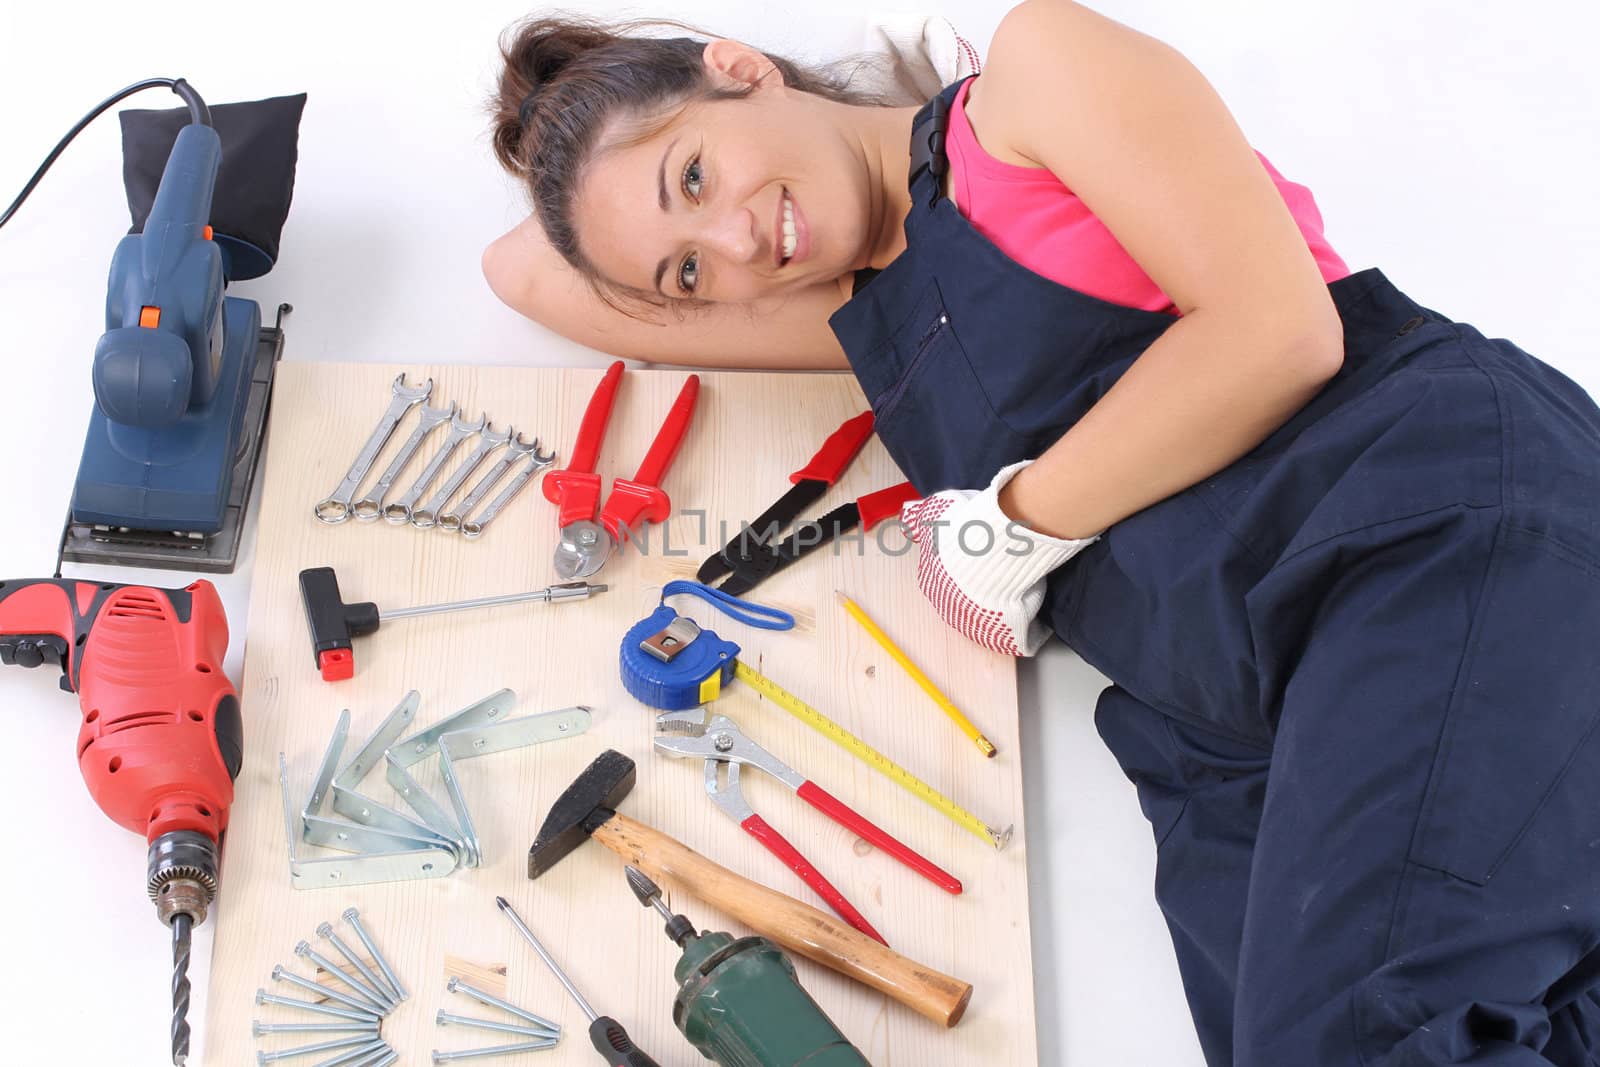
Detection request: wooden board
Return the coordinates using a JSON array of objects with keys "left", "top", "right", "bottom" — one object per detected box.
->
[{"left": 206, "top": 361, "right": 1035, "bottom": 1065}]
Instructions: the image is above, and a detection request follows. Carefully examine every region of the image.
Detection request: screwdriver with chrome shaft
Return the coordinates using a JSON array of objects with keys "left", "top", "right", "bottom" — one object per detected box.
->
[
  {"left": 496, "top": 896, "right": 661, "bottom": 1067},
  {"left": 299, "top": 566, "right": 607, "bottom": 680}
]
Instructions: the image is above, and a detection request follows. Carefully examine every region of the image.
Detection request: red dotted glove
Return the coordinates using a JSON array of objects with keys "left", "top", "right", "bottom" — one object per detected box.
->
[{"left": 900, "top": 461, "right": 1098, "bottom": 656}]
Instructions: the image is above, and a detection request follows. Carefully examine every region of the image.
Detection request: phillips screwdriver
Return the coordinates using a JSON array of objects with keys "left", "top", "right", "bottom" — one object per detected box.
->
[{"left": 496, "top": 896, "right": 661, "bottom": 1067}]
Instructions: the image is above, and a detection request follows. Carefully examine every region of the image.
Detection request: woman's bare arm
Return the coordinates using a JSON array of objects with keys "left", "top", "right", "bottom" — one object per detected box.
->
[
  {"left": 974, "top": 0, "right": 1346, "bottom": 538},
  {"left": 482, "top": 215, "right": 852, "bottom": 369}
]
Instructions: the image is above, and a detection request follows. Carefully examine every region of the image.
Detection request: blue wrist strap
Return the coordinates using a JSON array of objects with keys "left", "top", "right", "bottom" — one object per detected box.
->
[{"left": 661, "top": 580, "right": 795, "bottom": 631}]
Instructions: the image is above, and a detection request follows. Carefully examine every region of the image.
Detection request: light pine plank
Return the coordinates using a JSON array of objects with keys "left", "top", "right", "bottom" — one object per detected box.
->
[{"left": 206, "top": 361, "right": 1036, "bottom": 1065}]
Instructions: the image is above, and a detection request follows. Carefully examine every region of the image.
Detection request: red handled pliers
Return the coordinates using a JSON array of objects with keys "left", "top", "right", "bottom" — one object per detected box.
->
[
  {"left": 654, "top": 707, "right": 963, "bottom": 946},
  {"left": 543, "top": 361, "right": 700, "bottom": 579}
]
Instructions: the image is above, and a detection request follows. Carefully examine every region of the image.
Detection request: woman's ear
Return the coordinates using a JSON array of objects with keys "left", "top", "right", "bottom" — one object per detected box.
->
[{"left": 702, "top": 38, "right": 784, "bottom": 92}]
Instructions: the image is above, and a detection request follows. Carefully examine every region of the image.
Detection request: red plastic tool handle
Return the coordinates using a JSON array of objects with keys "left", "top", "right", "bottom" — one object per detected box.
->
[
  {"left": 857, "top": 480, "right": 921, "bottom": 529},
  {"left": 543, "top": 361, "right": 625, "bottom": 525},
  {"left": 797, "top": 780, "right": 963, "bottom": 895},
  {"left": 601, "top": 374, "right": 701, "bottom": 541},
  {"left": 739, "top": 813, "right": 888, "bottom": 945},
  {"left": 790, "top": 411, "right": 874, "bottom": 486}
]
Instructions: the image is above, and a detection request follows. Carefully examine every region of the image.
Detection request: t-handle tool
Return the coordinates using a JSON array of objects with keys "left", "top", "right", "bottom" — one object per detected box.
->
[
  {"left": 496, "top": 896, "right": 661, "bottom": 1067},
  {"left": 544, "top": 362, "right": 700, "bottom": 580},
  {"left": 299, "top": 566, "right": 605, "bottom": 681}
]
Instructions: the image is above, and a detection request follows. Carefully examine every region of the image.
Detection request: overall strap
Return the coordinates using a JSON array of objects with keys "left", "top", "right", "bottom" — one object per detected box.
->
[{"left": 907, "top": 79, "right": 967, "bottom": 207}]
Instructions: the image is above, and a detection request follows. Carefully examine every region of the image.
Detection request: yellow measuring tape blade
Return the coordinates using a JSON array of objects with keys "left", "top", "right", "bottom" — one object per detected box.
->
[{"left": 732, "top": 660, "right": 1011, "bottom": 850}]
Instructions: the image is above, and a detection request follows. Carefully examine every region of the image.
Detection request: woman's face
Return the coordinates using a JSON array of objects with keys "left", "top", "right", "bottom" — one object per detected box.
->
[{"left": 572, "top": 74, "right": 876, "bottom": 305}]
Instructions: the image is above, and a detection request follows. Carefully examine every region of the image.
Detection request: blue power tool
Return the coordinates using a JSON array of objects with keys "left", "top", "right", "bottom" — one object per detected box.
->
[{"left": 3, "top": 78, "right": 300, "bottom": 573}]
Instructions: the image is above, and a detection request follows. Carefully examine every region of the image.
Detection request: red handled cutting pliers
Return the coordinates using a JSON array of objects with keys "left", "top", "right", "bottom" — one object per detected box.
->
[
  {"left": 654, "top": 707, "right": 963, "bottom": 946},
  {"left": 696, "top": 411, "right": 919, "bottom": 596},
  {"left": 543, "top": 361, "right": 700, "bottom": 579}
]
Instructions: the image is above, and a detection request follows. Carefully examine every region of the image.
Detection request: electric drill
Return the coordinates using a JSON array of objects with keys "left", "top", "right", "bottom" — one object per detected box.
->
[
  {"left": 1, "top": 578, "right": 241, "bottom": 1066},
  {"left": 625, "top": 867, "right": 870, "bottom": 1067}
]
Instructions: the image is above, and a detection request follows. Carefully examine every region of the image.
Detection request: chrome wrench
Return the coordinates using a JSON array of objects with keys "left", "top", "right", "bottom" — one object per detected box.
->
[
  {"left": 352, "top": 402, "right": 456, "bottom": 522},
  {"left": 315, "top": 374, "right": 433, "bottom": 524},
  {"left": 383, "top": 409, "right": 486, "bottom": 525},
  {"left": 412, "top": 422, "right": 511, "bottom": 530},
  {"left": 461, "top": 448, "right": 558, "bottom": 540},
  {"left": 439, "top": 433, "right": 553, "bottom": 532}
]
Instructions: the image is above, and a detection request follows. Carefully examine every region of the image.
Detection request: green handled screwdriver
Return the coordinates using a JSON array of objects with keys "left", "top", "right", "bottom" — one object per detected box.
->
[{"left": 497, "top": 896, "right": 661, "bottom": 1067}]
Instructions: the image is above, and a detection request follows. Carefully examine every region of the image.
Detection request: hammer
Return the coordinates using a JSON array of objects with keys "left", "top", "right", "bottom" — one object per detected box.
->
[
  {"left": 528, "top": 749, "right": 974, "bottom": 1027},
  {"left": 298, "top": 566, "right": 607, "bottom": 681}
]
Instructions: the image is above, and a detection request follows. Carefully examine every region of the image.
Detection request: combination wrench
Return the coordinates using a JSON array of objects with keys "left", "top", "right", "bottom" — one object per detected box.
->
[
  {"left": 383, "top": 409, "right": 486, "bottom": 525},
  {"left": 461, "top": 447, "right": 558, "bottom": 540},
  {"left": 314, "top": 374, "right": 433, "bottom": 524},
  {"left": 412, "top": 423, "right": 512, "bottom": 529},
  {"left": 351, "top": 401, "right": 456, "bottom": 522},
  {"left": 438, "top": 432, "right": 554, "bottom": 532}
]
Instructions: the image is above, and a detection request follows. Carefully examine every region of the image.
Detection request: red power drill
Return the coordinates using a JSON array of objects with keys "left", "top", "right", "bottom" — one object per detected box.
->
[{"left": 1, "top": 577, "right": 240, "bottom": 1066}]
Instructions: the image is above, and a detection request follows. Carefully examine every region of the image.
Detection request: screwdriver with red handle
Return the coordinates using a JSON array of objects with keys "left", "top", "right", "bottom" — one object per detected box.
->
[{"left": 498, "top": 896, "right": 661, "bottom": 1066}]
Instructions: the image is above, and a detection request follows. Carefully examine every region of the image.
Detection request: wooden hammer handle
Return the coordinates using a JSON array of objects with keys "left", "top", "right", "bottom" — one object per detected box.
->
[{"left": 594, "top": 812, "right": 973, "bottom": 1027}]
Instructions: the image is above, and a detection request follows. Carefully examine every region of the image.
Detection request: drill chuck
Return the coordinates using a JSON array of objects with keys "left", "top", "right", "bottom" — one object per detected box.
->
[{"left": 147, "top": 830, "right": 219, "bottom": 928}]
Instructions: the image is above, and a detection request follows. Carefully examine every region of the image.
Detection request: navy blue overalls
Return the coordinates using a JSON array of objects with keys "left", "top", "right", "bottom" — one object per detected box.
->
[{"left": 831, "top": 81, "right": 1600, "bottom": 1065}]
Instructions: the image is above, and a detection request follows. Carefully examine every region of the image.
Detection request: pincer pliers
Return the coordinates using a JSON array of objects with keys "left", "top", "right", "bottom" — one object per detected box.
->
[
  {"left": 543, "top": 360, "right": 700, "bottom": 579},
  {"left": 655, "top": 708, "right": 963, "bottom": 947}
]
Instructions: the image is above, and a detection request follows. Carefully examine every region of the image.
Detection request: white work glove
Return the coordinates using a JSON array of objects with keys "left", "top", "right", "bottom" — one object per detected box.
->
[{"left": 899, "top": 461, "right": 1098, "bottom": 657}]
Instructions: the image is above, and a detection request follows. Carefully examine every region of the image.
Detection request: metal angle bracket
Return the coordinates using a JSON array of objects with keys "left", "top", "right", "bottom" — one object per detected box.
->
[
  {"left": 383, "top": 689, "right": 517, "bottom": 855},
  {"left": 278, "top": 753, "right": 458, "bottom": 890},
  {"left": 328, "top": 691, "right": 458, "bottom": 857},
  {"left": 436, "top": 705, "right": 594, "bottom": 868}
]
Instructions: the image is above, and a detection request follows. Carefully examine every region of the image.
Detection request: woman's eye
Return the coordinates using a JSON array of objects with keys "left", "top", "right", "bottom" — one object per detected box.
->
[
  {"left": 682, "top": 157, "right": 703, "bottom": 201},
  {"left": 677, "top": 252, "right": 700, "bottom": 294}
]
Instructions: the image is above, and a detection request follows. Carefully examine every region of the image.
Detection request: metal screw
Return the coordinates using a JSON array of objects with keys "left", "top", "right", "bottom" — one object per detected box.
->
[
  {"left": 431, "top": 1041, "right": 559, "bottom": 1063},
  {"left": 437, "top": 1009, "right": 559, "bottom": 1039},
  {"left": 446, "top": 977, "right": 562, "bottom": 1035},
  {"left": 713, "top": 732, "right": 734, "bottom": 752},
  {"left": 254, "top": 1020, "right": 380, "bottom": 1035},
  {"left": 317, "top": 922, "right": 399, "bottom": 1012},
  {"left": 256, "top": 988, "right": 381, "bottom": 1023},
  {"left": 343, "top": 908, "right": 409, "bottom": 1001},
  {"left": 272, "top": 965, "right": 390, "bottom": 1016},
  {"left": 256, "top": 1034, "right": 375, "bottom": 1064},
  {"left": 295, "top": 940, "right": 392, "bottom": 1013},
  {"left": 578, "top": 528, "right": 598, "bottom": 547},
  {"left": 308, "top": 1041, "right": 391, "bottom": 1067}
]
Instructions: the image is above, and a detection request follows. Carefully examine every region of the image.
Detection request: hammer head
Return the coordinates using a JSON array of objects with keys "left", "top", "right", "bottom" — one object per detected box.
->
[
  {"left": 528, "top": 749, "right": 637, "bottom": 879},
  {"left": 298, "top": 566, "right": 379, "bottom": 682}
]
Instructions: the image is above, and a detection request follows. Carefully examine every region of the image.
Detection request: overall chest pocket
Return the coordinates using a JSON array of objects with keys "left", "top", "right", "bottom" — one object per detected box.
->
[{"left": 868, "top": 280, "right": 1030, "bottom": 493}]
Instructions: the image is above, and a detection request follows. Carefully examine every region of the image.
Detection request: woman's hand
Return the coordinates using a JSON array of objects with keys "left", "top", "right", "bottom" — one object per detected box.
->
[{"left": 900, "top": 461, "right": 1098, "bottom": 656}]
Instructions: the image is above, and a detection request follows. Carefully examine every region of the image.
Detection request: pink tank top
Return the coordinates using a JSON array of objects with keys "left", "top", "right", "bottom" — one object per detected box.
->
[{"left": 945, "top": 79, "right": 1350, "bottom": 313}]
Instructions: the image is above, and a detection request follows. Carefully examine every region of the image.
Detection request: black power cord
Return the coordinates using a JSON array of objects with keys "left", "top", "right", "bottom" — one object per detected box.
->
[{"left": 0, "top": 77, "right": 209, "bottom": 231}]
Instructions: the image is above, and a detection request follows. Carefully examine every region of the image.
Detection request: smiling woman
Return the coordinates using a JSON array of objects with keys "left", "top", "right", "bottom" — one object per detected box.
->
[{"left": 483, "top": 5, "right": 1600, "bottom": 1066}]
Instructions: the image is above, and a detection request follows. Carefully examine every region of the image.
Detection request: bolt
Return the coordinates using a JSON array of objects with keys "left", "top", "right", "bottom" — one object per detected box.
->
[
  {"left": 254, "top": 1020, "right": 380, "bottom": 1035},
  {"left": 317, "top": 922, "right": 399, "bottom": 1012},
  {"left": 295, "top": 940, "right": 392, "bottom": 1013},
  {"left": 255, "top": 1034, "right": 375, "bottom": 1064},
  {"left": 312, "top": 1043, "right": 392, "bottom": 1067},
  {"left": 577, "top": 528, "right": 598, "bottom": 547},
  {"left": 272, "top": 965, "right": 392, "bottom": 1016},
  {"left": 255, "top": 988, "right": 381, "bottom": 1023},
  {"left": 437, "top": 1010, "right": 559, "bottom": 1039},
  {"left": 431, "top": 1041, "right": 559, "bottom": 1063},
  {"left": 446, "top": 977, "right": 563, "bottom": 1034},
  {"left": 713, "top": 732, "right": 734, "bottom": 752},
  {"left": 343, "top": 908, "right": 409, "bottom": 1001}
]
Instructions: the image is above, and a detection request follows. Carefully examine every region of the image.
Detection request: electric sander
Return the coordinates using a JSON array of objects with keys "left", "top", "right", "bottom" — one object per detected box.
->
[
  {"left": 0, "top": 577, "right": 241, "bottom": 1065},
  {"left": 2, "top": 77, "right": 302, "bottom": 573}
]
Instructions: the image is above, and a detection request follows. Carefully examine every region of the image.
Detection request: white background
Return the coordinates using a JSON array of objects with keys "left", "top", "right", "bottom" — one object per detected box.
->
[{"left": 1, "top": 1, "right": 1596, "bottom": 1064}]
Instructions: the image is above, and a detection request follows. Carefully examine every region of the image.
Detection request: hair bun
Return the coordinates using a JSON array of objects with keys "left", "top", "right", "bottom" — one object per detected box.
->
[{"left": 491, "top": 18, "right": 618, "bottom": 172}]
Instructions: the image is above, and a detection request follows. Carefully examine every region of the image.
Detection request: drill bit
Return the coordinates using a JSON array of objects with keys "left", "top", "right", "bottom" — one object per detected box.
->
[
  {"left": 171, "top": 913, "right": 192, "bottom": 1066},
  {"left": 623, "top": 866, "right": 697, "bottom": 947}
]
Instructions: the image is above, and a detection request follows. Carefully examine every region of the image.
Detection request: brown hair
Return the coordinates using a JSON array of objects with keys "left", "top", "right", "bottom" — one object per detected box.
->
[{"left": 489, "top": 15, "right": 886, "bottom": 310}]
